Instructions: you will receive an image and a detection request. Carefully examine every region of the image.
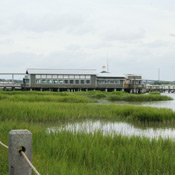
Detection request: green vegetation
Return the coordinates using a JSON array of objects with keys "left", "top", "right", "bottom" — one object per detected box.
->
[
  {"left": 0, "top": 90, "right": 175, "bottom": 174},
  {"left": 76, "top": 90, "right": 173, "bottom": 102},
  {"left": 0, "top": 91, "right": 94, "bottom": 103},
  {"left": 1, "top": 122, "right": 175, "bottom": 175},
  {"left": 0, "top": 101, "right": 175, "bottom": 123}
]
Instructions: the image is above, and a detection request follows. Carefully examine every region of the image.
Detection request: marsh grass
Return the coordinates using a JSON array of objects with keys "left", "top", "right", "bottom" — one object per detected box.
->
[
  {"left": 1, "top": 121, "right": 175, "bottom": 175},
  {"left": 0, "top": 91, "right": 94, "bottom": 103},
  {"left": 0, "top": 91, "right": 175, "bottom": 174},
  {"left": 76, "top": 90, "right": 172, "bottom": 102},
  {"left": 0, "top": 101, "right": 174, "bottom": 123},
  {"left": 108, "top": 91, "right": 172, "bottom": 102}
]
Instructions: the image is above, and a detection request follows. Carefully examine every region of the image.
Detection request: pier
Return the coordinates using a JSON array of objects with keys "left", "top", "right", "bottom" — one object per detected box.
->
[
  {"left": 0, "top": 72, "right": 175, "bottom": 93},
  {"left": 145, "top": 85, "right": 175, "bottom": 93},
  {"left": 0, "top": 73, "right": 25, "bottom": 90}
]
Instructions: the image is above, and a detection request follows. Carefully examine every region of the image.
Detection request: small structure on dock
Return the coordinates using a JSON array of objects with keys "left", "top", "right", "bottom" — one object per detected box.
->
[{"left": 124, "top": 74, "right": 145, "bottom": 93}]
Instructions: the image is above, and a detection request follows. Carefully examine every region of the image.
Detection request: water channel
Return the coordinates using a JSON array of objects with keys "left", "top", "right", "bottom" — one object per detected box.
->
[{"left": 48, "top": 93, "right": 175, "bottom": 140}]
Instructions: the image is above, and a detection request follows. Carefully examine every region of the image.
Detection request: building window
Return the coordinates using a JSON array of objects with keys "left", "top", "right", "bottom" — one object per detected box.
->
[
  {"left": 64, "top": 75, "right": 68, "bottom": 79},
  {"left": 81, "top": 80, "right": 84, "bottom": 84},
  {"left": 64, "top": 80, "right": 68, "bottom": 84},
  {"left": 75, "top": 75, "right": 79, "bottom": 79},
  {"left": 41, "top": 75, "right": 46, "bottom": 78},
  {"left": 86, "top": 75, "right": 90, "bottom": 79},
  {"left": 115, "top": 80, "right": 120, "bottom": 84},
  {"left": 41, "top": 79, "right": 46, "bottom": 84},
  {"left": 47, "top": 75, "right": 52, "bottom": 79},
  {"left": 98, "top": 80, "right": 104, "bottom": 84},
  {"left": 80, "top": 75, "right": 85, "bottom": 79},
  {"left": 53, "top": 75, "right": 57, "bottom": 79},
  {"left": 53, "top": 80, "right": 57, "bottom": 84},
  {"left": 86, "top": 80, "right": 90, "bottom": 84},
  {"left": 69, "top": 75, "right": 74, "bottom": 79},
  {"left": 58, "top": 80, "right": 63, "bottom": 84},
  {"left": 36, "top": 75, "right": 41, "bottom": 79},
  {"left": 75, "top": 80, "right": 79, "bottom": 84},
  {"left": 47, "top": 79, "right": 52, "bottom": 84},
  {"left": 70, "top": 80, "right": 74, "bottom": 84},
  {"left": 58, "top": 75, "right": 63, "bottom": 78},
  {"left": 36, "top": 79, "right": 41, "bottom": 84}
]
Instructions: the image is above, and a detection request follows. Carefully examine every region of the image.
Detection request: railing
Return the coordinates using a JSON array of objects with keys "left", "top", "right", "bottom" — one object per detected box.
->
[
  {"left": 0, "top": 82, "right": 21, "bottom": 87},
  {"left": 146, "top": 85, "right": 175, "bottom": 90},
  {"left": 0, "top": 130, "right": 40, "bottom": 175}
]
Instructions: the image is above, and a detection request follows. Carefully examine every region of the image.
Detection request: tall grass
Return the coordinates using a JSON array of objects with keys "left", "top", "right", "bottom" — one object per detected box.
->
[
  {"left": 1, "top": 121, "right": 175, "bottom": 175},
  {"left": 76, "top": 90, "right": 173, "bottom": 101},
  {"left": 0, "top": 91, "right": 94, "bottom": 103},
  {"left": 0, "top": 101, "right": 174, "bottom": 123},
  {"left": 108, "top": 91, "right": 172, "bottom": 101},
  {"left": 0, "top": 90, "right": 172, "bottom": 102},
  {"left": 0, "top": 91, "right": 175, "bottom": 174}
]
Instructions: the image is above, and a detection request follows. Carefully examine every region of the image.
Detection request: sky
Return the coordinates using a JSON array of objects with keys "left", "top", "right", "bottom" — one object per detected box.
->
[{"left": 0, "top": 0, "right": 175, "bottom": 81}]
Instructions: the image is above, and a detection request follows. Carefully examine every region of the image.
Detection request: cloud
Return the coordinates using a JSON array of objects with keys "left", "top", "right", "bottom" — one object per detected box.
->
[
  {"left": 104, "top": 30, "right": 145, "bottom": 42},
  {"left": 0, "top": 0, "right": 175, "bottom": 81},
  {"left": 170, "top": 33, "right": 175, "bottom": 38},
  {"left": 7, "top": 13, "right": 93, "bottom": 35},
  {"left": 0, "top": 39, "right": 13, "bottom": 45}
]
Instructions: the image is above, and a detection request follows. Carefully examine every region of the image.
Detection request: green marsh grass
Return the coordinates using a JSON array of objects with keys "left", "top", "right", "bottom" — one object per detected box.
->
[
  {"left": 76, "top": 90, "right": 173, "bottom": 102},
  {"left": 0, "top": 101, "right": 175, "bottom": 123},
  {"left": 108, "top": 91, "right": 172, "bottom": 102},
  {"left": 1, "top": 121, "right": 175, "bottom": 175},
  {"left": 0, "top": 91, "right": 175, "bottom": 174},
  {"left": 0, "top": 91, "right": 94, "bottom": 103}
]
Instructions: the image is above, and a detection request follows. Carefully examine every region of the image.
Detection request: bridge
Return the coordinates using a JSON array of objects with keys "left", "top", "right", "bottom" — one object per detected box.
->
[
  {"left": 145, "top": 85, "right": 175, "bottom": 93},
  {"left": 0, "top": 73, "right": 25, "bottom": 90}
]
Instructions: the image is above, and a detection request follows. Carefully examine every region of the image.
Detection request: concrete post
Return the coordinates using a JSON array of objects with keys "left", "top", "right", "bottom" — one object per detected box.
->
[{"left": 9, "top": 130, "right": 32, "bottom": 175}]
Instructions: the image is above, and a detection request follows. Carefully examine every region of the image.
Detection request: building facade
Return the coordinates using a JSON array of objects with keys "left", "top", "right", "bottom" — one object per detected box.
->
[{"left": 22, "top": 68, "right": 126, "bottom": 91}]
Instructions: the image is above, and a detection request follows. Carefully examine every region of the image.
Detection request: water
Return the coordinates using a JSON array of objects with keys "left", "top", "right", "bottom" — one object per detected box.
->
[
  {"left": 48, "top": 93, "right": 175, "bottom": 140},
  {"left": 98, "top": 93, "right": 175, "bottom": 111},
  {"left": 48, "top": 120, "right": 175, "bottom": 140}
]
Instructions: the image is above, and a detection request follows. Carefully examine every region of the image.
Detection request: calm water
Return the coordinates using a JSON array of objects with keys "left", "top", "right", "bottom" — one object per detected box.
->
[
  {"left": 48, "top": 120, "right": 175, "bottom": 140},
  {"left": 98, "top": 93, "right": 175, "bottom": 111},
  {"left": 48, "top": 93, "right": 175, "bottom": 139}
]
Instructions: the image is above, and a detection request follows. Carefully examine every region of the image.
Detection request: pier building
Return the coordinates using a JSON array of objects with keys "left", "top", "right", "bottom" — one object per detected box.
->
[{"left": 22, "top": 68, "right": 126, "bottom": 91}]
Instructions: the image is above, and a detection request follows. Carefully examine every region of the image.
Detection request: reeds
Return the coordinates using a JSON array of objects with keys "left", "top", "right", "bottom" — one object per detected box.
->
[
  {"left": 0, "top": 90, "right": 175, "bottom": 174},
  {"left": 76, "top": 90, "right": 173, "bottom": 101},
  {"left": 0, "top": 100, "right": 174, "bottom": 123},
  {"left": 1, "top": 121, "right": 175, "bottom": 175}
]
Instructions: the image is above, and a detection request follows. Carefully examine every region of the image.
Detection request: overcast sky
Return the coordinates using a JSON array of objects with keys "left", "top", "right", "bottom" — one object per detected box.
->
[{"left": 0, "top": 0, "right": 175, "bottom": 80}]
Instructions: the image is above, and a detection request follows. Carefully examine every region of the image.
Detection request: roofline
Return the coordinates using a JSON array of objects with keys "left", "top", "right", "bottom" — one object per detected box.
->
[
  {"left": 27, "top": 68, "right": 96, "bottom": 71},
  {"left": 26, "top": 68, "right": 97, "bottom": 75}
]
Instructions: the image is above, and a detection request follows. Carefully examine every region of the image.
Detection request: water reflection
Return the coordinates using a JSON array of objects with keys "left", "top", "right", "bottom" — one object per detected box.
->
[
  {"left": 48, "top": 120, "right": 175, "bottom": 140},
  {"left": 98, "top": 93, "right": 175, "bottom": 111}
]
